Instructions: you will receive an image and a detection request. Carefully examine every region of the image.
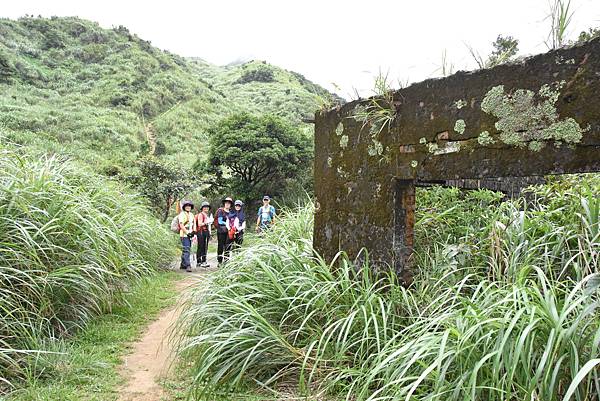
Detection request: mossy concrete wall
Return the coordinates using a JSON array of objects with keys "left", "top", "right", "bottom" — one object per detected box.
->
[{"left": 314, "top": 37, "right": 600, "bottom": 280}]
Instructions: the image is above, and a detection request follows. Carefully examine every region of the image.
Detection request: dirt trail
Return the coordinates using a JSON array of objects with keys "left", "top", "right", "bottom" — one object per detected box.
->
[{"left": 116, "top": 256, "right": 215, "bottom": 401}]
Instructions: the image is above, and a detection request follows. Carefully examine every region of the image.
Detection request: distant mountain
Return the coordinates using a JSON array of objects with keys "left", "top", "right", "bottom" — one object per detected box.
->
[{"left": 0, "top": 16, "right": 342, "bottom": 173}]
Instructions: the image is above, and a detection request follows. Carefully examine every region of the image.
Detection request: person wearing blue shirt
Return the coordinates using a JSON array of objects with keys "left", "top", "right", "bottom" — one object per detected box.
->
[{"left": 255, "top": 195, "right": 276, "bottom": 233}]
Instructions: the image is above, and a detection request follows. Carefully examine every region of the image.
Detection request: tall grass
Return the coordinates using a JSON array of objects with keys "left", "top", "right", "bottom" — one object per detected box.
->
[
  {"left": 0, "top": 148, "right": 175, "bottom": 387},
  {"left": 546, "top": 0, "right": 575, "bottom": 49},
  {"left": 176, "top": 176, "right": 599, "bottom": 400}
]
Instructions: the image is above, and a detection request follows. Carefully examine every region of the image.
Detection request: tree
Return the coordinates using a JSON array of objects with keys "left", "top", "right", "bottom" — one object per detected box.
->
[
  {"left": 127, "top": 156, "right": 193, "bottom": 222},
  {"left": 198, "top": 113, "right": 312, "bottom": 204}
]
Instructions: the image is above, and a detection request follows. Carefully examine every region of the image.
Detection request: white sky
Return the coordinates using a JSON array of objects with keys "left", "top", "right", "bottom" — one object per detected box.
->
[{"left": 2, "top": 0, "right": 599, "bottom": 98}]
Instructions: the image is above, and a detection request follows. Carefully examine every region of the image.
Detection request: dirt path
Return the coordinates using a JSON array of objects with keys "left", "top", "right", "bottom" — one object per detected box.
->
[{"left": 116, "top": 254, "right": 216, "bottom": 401}]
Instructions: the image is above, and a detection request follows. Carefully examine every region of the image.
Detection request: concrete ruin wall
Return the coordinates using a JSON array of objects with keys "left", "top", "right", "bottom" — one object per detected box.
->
[{"left": 313, "top": 37, "right": 600, "bottom": 281}]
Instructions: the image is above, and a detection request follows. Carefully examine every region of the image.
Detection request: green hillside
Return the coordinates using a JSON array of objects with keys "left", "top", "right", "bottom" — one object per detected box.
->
[{"left": 0, "top": 16, "right": 339, "bottom": 173}]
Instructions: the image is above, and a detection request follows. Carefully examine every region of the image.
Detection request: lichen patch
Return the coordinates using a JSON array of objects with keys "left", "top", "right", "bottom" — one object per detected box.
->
[
  {"left": 335, "top": 122, "right": 344, "bottom": 136},
  {"left": 480, "top": 82, "right": 584, "bottom": 151},
  {"left": 454, "top": 119, "right": 466, "bottom": 135}
]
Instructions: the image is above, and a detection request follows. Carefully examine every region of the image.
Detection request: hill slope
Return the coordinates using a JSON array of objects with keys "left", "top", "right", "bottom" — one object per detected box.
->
[{"left": 0, "top": 16, "right": 338, "bottom": 172}]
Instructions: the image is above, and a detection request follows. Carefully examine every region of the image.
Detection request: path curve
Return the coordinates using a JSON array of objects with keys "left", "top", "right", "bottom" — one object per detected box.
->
[{"left": 116, "top": 255, "right": 215, "bottom": 401}]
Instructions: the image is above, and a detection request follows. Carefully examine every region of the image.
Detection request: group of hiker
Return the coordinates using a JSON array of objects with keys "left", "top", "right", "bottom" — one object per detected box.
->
[{"left": 174, "top": 195, "right": 276, "bottom": 272}]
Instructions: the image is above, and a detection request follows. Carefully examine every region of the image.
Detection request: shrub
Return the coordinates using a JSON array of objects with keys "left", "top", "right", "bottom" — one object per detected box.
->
[{"left": 235, "top": 63, "right": 275, "bottom": 84}]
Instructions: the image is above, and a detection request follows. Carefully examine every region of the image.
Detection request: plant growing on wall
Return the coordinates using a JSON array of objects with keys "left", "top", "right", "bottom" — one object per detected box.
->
[
  {"left": 546, "top": 0, "right": 574, "bottom": 49},
  {"left": 351, "top": 71, "right": 398, "bottom": 137}
]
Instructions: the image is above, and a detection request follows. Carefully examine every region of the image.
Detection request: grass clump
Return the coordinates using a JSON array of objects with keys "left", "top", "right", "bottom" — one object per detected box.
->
[
  {"left": 0, "top": 147, "right": 176, "bottom": 389},
  {"left": 175, "top": 177, "right": 600, "bottom": 400},
  {"left": 5, "top": 271, "right": 179, "bottom": 401}
]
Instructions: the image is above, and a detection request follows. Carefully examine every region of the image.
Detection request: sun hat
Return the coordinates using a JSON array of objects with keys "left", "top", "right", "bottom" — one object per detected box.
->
[{"left": 181, "top": 200, "right": 194, "bottom": 209}]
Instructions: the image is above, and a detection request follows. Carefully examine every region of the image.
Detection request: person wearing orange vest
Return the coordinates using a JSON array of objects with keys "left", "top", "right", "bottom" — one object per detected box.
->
[
  {"left": 178, "top": 200, "right": 195, "bottom": 272},
  {"left": 195, "top": 201, "right": 213, "bottom": 268}
]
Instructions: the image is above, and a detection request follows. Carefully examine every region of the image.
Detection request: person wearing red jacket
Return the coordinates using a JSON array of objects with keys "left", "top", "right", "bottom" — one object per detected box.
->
[{"left": 195, "top": 201, "right": 213, "bottom": 268}]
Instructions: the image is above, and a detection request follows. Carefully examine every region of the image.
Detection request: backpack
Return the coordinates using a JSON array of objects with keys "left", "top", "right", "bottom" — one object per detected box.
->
[
  {"left": 170, "top": 215, "right": 180, "bottom": 233},
  {"left": 259, "top": 205, "right": 275, "bottom": 224},
  {"left": 213, "top": 208, "right": 222, "bottom": 229}
]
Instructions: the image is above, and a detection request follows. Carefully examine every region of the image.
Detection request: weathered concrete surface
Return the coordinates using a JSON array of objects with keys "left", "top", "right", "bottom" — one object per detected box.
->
[{"left": 314, "top": 37, "right": 600, "bottom": 281}]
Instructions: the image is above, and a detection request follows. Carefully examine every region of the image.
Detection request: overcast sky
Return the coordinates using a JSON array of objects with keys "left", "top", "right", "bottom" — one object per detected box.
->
[{"left": 2, "top": 0, "right": 599, "bottom": 97}]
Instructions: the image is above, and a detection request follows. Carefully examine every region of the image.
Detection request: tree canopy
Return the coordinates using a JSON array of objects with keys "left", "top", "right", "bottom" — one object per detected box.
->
[
  {"left": 127, "top": 156, "right": 193, "bottom": 221},
  {"left": 199, "top": 112, "right": 312, "bottom": 203}
]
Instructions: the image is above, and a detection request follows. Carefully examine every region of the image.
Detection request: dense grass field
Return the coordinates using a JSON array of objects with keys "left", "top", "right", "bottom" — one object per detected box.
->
[
  {"left": 0, "top": 16, "right": 336, "bottom": 174},
  {"left": 5, "top": 271, "right": 179, "bottom": 401},
  {"left": 1, "top": 13, "right": 598, "bottom": 401},
  {"left": 175, "top": 175, "right": 599, "bottom": 400},
  {"left": 0, "top": 146, "right": 176, "bottom": 391}
]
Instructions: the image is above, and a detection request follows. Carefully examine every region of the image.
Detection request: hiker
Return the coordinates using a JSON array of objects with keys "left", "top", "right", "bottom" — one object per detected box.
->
[
  {"left": 178, "top": 200, "right": 195, "bottom": 272},
  {"left": 216, "top": 197, "right": 233, "bottom": 265},
  {"left": 255, "top": 195, "right": 276, "bottom": 233},
  {"left": 195, "top": 201, "right": 212, "bottom": 268},
  {"left": 225, "top": 204, "right": 237, "bottom": 254},
  {"left": 232, "top": 200, "right": 246, "bottom": 249}
]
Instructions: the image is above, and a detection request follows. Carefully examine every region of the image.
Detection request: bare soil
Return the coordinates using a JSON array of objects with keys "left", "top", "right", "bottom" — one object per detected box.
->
[{"left": 116, "top": 256, "right": 215, "bottom": 401}]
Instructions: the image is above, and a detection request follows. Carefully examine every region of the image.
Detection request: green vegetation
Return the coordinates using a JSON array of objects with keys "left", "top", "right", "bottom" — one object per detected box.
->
[
  {"left": 199, "top": 112, "right": 313, "bottom": 204},
  {"left": 487, "top": 35, "right": 519, "bottom": 66},
  {"left": 0, "top": 16, "right": 339, "bottom": 178},
  {"left": 351, "top": 71, "right": 397, "bottom": 137},
  {"left": 2, "top": 12, "right": 599, "bottom": 401},
  {"left": 192, "top": 59, "right": 343, "bottom": 124},
  {"left": 467, "top": 34, "right": 520, "bottom": 69},
  {"left": 0, "top": 147, "right": 176, "bottom": 389},
  {"left": 174, "top": 176, "right": 600, "bottom": 400},
  {"left": 235, "top": 62, "right": 275, "bottom": 84},
  {"left": 546, "top": 0, "right": 575, "bottom": 49},
  {"left": 6, "top": 271, "right": 180, "bottom": 401},
  {"left": 126, "top": 156, "right": 194, "bottom": 222},
  {"left": 577, "top": 27, "right": 600, "bottom": 43}
]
